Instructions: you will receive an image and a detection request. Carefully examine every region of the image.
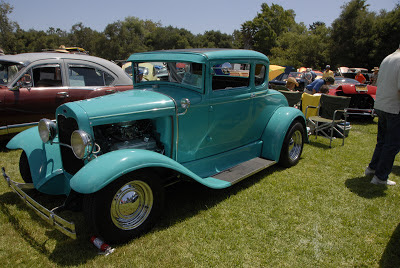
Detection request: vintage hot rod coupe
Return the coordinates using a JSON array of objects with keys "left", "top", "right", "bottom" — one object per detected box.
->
[{"left": 2, "top": 49, "right": 306, "bottom": 243}]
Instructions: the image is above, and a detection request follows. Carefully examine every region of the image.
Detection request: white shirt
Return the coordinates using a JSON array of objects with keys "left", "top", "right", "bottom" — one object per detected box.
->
[{"left": 374, "top": 49, "right": 400, "bottom": 114}]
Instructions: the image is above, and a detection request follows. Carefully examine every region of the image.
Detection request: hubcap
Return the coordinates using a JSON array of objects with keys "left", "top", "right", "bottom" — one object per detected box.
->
[
  {"left": 111, "top": 180, "right": 153, "bottom": 230},
  {"left": 288, "top": 130, "right": 303, "bottom": 162}
]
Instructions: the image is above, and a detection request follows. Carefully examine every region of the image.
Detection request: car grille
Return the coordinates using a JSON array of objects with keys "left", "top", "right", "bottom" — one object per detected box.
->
[{"left": 57, "top": 115, "right": 84, "bottom": 175}]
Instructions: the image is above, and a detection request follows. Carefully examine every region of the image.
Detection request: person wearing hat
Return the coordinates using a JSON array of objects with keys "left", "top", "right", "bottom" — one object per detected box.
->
[
  {"left": 304, "top": 76, "right": 335, "bottom": 95},
  {"left": 355, "top": 70, "right": 366, "bottom": 84},
  {"left": 302, "top": 68, "right": 316, "bottom": 87},
  {"left": 322, "top": 65, "right": 334, "bottom": 79},
  {"left": 370, "top": 67, "right": 379, "bottom": 86},
  {"left": 284, "top": 77, "right": 299, "bottom": 91}
]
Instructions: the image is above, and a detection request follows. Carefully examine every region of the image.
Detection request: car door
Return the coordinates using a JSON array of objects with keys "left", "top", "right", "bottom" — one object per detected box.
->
[
  {"left": 3, "top": 60, "right": 69, "bottom": 129},
  {"left": 64, "top": 59, "right": 117, "bottom": 101},
  {"left": 206, "top": 61, "right": 254, "bottom": 156}
]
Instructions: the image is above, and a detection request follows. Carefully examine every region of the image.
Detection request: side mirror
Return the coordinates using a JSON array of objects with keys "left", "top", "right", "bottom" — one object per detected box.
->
[{"left": 11, "top": 74, "right": 32, "bottom": 91}]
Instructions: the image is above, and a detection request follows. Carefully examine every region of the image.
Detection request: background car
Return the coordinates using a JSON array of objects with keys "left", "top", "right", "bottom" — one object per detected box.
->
[
  {"left": 269, "top": 71, "right": 306, "bottom": 91},
  {"left": 328, "top": 77, "right": 376, "bottom": 117},
  {"left": 0, "top": 52, "right": 133, "bottom": 138}
]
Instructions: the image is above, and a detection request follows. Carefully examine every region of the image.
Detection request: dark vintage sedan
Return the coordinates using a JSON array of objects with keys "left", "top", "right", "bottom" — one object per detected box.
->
[
  {"left": 328, "top": 77, "right": 376, "bottom": 117},
  {"left": 0, "top": 53, "right": 133, "bottom": 138}
]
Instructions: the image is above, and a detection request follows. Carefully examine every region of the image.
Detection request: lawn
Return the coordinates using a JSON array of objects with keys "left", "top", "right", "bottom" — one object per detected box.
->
[{"left": 0, "top": 118, "right": 400, "bottom": 267}]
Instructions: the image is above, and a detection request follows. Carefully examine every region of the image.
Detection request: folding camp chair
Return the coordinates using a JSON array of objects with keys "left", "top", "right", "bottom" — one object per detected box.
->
[
  {"left": 307, "top": 94, "right": 351, "bottom": 147},
  {"left": 301, "top": 93, "right": 321, "bottom": 119},
  {"left": 278, "top": 90, "right": 302, "bottom": 108}
]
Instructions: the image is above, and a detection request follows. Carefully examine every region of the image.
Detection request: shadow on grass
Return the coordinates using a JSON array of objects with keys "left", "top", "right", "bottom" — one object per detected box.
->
[
  {"left": 0, "top": 191, "right": 98, "bottom": 265},
  {"left": 391, "top": 165, "right": 400, "bottom": 176},
  {"left": 157, "top": 165, "right": 279, "bottom": 229},
  {"left": 345, "top": 176, "right": 387, "bottom": 198},
  {"left": 380, "top": 222, "right": 400, "bottom": 267},
  {"left": 0, "top": 165, "right": 280, "bottom": 265}
]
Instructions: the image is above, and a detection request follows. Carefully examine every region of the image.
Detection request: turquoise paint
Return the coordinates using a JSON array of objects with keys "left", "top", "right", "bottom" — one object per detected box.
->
[
  {"left": 261, "top": 107, "right": 306, "bottom": 161},
  {"left": 70, "top": 149, "right": 231, "bottom": 193},
  {"left": 182, "top": 140, "right": 263, "bottom": 178},
  {"left": 59, "top": 89, "right": 176, "bottom": 127},
  {"left": 6, "top": 127, "right": 70, "bottom": 195}
]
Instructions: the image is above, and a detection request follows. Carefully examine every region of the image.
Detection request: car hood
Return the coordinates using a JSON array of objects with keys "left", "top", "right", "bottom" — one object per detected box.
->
[{"left": 58, "top": 89, "right": 176, "bottom": 126}]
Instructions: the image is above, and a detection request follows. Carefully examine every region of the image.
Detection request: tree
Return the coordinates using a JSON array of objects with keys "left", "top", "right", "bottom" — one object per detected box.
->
[
  {"left": 330, "top": 0, "right": 376, "bottom": 69},
  {"left": 0, "top": 0, "right": 19, "bottom": 53},
  {"left": 240, "top": 3, "right": 296, "bottom": 55},
  {"left": 269, "top": 22, "right": 331, "bottom": 69},
  {"left": 374, "top": 5, "right": 400, "bottom": 64}
]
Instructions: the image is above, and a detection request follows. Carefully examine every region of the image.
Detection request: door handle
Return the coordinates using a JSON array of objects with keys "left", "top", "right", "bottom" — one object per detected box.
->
[
  {"left": 105, "top": 89, "right": 116, "bottom": 94},
  {"left": 56, "top": 92, "right": 69, "bottom": 98}
]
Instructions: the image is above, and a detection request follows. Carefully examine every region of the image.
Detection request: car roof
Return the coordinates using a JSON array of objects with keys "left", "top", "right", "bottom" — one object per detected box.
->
[
  {"left": 0, "top": 52, "right": 132, "bottom": 85},
  {"left": 127, "top": 49, "right": 269, "bottom": 64},
  {"left": 0, "top": 52, "right": 114, "bottom": 67}
]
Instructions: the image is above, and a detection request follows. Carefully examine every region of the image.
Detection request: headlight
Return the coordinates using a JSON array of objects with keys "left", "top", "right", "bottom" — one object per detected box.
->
[
  {"left": 38, "top": 119, "right": 57, "bottom": 143},
  {"left": 71, "top": 130, "right": 93, "bottom": 159}
]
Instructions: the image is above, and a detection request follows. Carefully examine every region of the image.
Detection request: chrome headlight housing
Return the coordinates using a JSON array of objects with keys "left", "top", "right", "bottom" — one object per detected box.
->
[
  {"left": 38, "top": 119, "right": 57, "bottom": 143},
  {"left": 71, "top": 130, "right": 93, "bottom": 159}
]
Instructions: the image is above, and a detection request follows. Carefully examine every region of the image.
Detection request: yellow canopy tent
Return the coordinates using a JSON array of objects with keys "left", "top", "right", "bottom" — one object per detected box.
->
[{"left": 269, "top": 65, "right": 285, "bottom": 80}]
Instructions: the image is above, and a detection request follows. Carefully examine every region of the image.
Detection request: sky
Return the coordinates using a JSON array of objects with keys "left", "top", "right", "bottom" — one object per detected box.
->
[{"left": 7, "top": 0, "right": 400, "bottom": 35}]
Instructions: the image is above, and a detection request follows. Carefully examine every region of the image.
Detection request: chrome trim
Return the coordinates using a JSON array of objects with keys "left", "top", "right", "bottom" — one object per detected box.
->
[
  {"left": 111, "top": 180, "right": 153, "bottom": 230},
  {"left": 1, "top": 167, "right": 76, "bottom": 239},
  {"left": 1, "top": 121, "right": 39, "bottom": 135},
  {"left": 89, "top": 107, "right": 174, "bottom": 120}
]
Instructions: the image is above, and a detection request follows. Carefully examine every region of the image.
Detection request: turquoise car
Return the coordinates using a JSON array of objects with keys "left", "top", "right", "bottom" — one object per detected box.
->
[{"left": 2, "top": 49, "right": 306, "bottom": 244}]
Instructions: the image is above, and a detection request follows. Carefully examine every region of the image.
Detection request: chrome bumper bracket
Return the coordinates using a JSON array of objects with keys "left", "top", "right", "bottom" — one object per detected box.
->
[{"left": 1, "top": 167, "right": 77, "bottom": 239}]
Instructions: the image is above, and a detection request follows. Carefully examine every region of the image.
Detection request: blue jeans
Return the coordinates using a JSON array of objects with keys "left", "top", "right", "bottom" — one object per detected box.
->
[{"left": 369, "top": 109, "right": 400, "bottom": 180}]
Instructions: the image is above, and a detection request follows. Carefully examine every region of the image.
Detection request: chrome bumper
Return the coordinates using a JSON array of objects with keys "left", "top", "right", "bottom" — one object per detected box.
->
[{"left": 1, "top": 167, "right": 76, "bottom": 239}]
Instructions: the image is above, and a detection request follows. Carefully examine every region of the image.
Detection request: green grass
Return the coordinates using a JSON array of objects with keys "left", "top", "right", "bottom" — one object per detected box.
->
[{"left": 1, "top": 118, "right": 400, "bottom": 267}]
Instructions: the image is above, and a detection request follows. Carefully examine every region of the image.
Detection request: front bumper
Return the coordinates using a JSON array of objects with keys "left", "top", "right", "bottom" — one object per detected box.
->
[
  {"left": 346, "top": 108, "right": 376, "bottom": 117},
  {"left": 1, "top": 167, "right": 76, "bottom": 239}
]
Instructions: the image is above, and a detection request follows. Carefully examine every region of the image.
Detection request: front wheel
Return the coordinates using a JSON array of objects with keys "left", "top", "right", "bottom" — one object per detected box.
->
[
  {"left": 19, "top": 151, "right": 32, "bottom": 183},
  {"left": 279, "top": 121, "right": 305, "bottom": 167},
  {"left": 83, "top": 170, "right": 164, "bottom": 244}
]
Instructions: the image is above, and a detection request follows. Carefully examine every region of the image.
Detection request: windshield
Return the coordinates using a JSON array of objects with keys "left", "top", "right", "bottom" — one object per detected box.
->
[
  {"left": 134, "top": 62, "right": 203, "bottom": 89},
  {"left": 0, "top": 62, "right": 24, "bottom": 85}
]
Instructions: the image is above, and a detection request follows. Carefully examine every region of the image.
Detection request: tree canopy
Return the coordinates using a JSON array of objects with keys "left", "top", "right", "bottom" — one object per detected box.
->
[{"left": 0, "top": 0, "right": 399, "bottom": 70}]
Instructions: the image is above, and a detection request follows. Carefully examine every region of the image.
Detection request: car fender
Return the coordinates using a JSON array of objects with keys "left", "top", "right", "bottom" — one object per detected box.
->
[
  {"left": 260, "top": 107, "right": 306, "bottom": 161},
  {"left": 6, "top": 127, "right": 68, "bottom": 194},
  {"left": 70, "top": 149, "right": 231, "bottom": 194}
]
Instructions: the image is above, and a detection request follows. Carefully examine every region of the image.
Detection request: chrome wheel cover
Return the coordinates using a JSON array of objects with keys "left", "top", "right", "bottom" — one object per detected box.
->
[
  {"left": 111, "top": 180, "right": 153, "bottom": 230},
  {"left": 288, "top": 129, "right": 303, "bottom": 162}
]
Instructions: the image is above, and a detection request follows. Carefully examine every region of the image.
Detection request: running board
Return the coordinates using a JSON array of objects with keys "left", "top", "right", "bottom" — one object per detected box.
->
[{"left": 213, "top": 157, "right": 276, "bottom": 185}]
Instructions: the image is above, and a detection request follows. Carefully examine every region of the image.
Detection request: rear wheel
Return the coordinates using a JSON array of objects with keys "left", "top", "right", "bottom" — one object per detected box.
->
[
  {"left": 19, "top": 151, "right": 32, "bottom": 183},
  {"left": 279, "top": 121, "right": 305, "bottom": 167},
  {"left": 83, "top": 170, "right": 164, "bottom": 244}
]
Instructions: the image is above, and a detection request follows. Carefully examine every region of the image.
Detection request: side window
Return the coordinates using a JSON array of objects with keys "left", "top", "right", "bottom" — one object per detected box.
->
[
  {"left": 212, "top": 62, "right": 250, "bottom": 90},
  {"left": 68, "top": 65, "right": 115, "bottom": 87},
  {"left": 31, "top": 65, "right": 62, "bottom": 87},
  {"left": 255, "top": 64, "right": 266, "bottom": 86}
]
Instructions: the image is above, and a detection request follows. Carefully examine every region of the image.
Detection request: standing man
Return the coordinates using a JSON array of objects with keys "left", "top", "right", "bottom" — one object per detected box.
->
[
  {"left": 365, "top": 44, "right": 400, "bottom": 185},
  {"left": 370, "top": 67, "right": 379, "bottom": 86},
  {"left": 355, "top": 70, "right": 366, "bottom": 84},
  {"left": 322, "top": 65, "right": 334, "bottom": 79}
]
